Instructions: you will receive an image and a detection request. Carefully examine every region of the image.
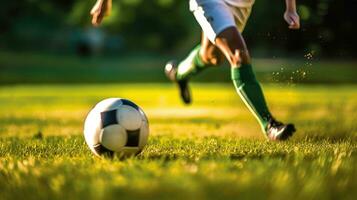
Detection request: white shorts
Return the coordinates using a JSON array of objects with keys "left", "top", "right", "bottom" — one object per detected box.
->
[{"left": 189, "top": 0, "right": 254, "bottom": 43}]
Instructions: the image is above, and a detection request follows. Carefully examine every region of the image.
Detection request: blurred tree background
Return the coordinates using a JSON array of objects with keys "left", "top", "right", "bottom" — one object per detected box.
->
[
  {"left": 0, "top": 0, "right": 356, "bottom": 84},
  {"left": 1, "top": 0, "right": 356, "bottom": 57}
]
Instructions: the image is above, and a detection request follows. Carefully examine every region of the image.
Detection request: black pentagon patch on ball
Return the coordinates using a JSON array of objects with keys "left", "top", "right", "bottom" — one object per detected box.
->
[
  {"left": 121, "top": 99, "right": 139, "bottom": 111},
  {"left": 125, "top": 129, "right": 140, "bottom": 147},
  {"left": 93, "top": 143, "right": 114, "bottom": 157},
  {"left": 101, "top": 110, "right": 118, "bottom": 128}
]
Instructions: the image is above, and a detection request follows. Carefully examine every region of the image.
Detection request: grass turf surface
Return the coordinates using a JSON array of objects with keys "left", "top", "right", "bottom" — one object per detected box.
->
[{"left": 0, "top": 84, "right": 356, "bottom": 200}]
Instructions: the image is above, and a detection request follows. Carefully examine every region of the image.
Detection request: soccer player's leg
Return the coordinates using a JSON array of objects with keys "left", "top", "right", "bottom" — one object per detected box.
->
[
  {"left": 200, "top": 32, "right": 225, "bottom": 66},
  {"left": 165, "top": 33, "right": 222, "bottom": 104},
  {"left": 215, "top": 27, "right": 296, "bottom": 140},
  {"left": 165, "top": 0, "right": 229, "bottom": 104},
  {"left": 165, "top": 60, "right": 192, "bottom": 104}
]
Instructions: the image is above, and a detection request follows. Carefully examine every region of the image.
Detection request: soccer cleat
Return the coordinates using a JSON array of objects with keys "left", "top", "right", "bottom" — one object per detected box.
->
[
  {"left": 165, "top": 61, "right": 192, "bottom": 104},
  {"left": 265, "top": 118, "right": 296, "bottom": 141}
]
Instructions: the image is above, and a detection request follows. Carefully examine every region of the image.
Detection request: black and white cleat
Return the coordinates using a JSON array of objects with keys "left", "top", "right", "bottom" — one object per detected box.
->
[{"left": 265, "top": 118, "right": 296, "bottom": 141}]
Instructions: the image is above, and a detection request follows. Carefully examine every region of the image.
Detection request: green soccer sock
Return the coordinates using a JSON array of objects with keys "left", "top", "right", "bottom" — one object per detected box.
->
[
  {"left": 176, "top": 45, "right": 212, "bottom": 81},
  {"left": 231, "top": 64, "right": 272, "bottom": 132}
]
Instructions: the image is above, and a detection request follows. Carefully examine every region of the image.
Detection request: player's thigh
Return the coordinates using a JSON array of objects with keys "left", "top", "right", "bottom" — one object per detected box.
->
[{"left": 189, "top": 0, "right": 236, "bottom": 44}]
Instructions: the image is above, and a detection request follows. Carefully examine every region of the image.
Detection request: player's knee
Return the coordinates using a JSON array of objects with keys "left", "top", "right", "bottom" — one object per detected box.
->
[
  {"left": 214, "top": 52, "right": 225, "bottom": 65},
  {"left": 225, "top": 47, "right": 252, "bottom": 68},
  {"left": 216, "top": 27, "right": 251, "bottom": 66},
  {"left": 230, "top": 49, "right": 242, "bottom": 68},
  {"left": 203, "top": 52, "right": 224, "bottom": 66},
  {"left": 200, "top": 46, "right": 223, "bottom": 66}
]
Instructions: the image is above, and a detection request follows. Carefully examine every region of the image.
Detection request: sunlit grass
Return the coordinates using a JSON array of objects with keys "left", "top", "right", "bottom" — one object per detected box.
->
[{"left": 0, "top": 84, "right": 356, "bottom": 199}]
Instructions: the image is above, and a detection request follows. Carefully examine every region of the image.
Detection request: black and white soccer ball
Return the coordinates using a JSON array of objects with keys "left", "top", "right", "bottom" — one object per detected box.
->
[{"left": 84, "top": 98, "right": 149, "bottom": 158}]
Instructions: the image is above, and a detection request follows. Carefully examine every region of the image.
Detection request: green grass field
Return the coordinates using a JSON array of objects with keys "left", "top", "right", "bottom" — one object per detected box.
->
[{"left": 0, "top": 84, "right": 356, "bottom": 200}]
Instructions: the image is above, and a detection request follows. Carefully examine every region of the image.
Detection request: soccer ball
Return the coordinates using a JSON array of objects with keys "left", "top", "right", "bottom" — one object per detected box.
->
[{"left": 84, "top": 98, "right": 149, "bottom": 158}]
